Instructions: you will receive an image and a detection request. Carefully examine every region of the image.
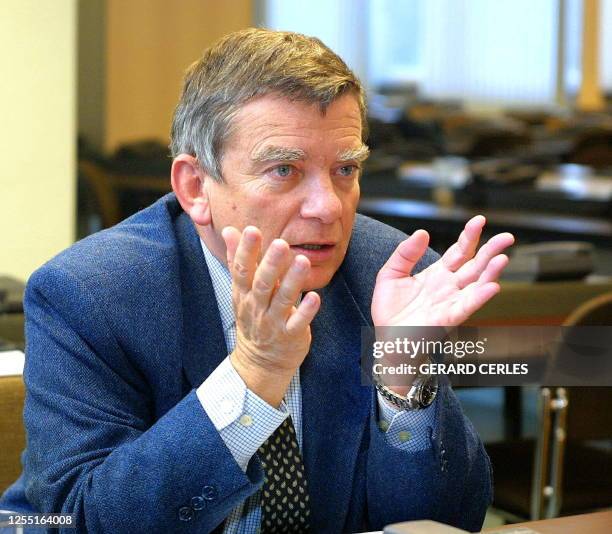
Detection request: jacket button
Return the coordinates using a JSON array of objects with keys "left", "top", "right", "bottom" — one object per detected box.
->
[
  {"left": 178, "top": 506, "right": 194, "bottom": 522},
  {"left": 202, "top": 485, "right": 218, "bottom": 501},
  {"left": 191, "top": 496, "right": 205, "bottom": 510}
]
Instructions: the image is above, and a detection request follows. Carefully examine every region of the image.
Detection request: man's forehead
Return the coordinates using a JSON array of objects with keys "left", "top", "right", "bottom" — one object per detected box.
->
[
  {"left": 225, "top": 94, "right": 364, "bottom": 161},
  {"left": 233, "top": 94, "right": 361, "bottom": 131}
]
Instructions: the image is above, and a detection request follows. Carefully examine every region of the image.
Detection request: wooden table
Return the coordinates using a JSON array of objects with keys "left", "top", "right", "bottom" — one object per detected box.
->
[{"left": 483, "top": 510, "right": 612, "bottom": 533}]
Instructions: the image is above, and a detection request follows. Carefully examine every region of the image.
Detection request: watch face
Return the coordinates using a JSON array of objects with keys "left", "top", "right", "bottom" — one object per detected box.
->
[{"left": 418, "top": 378, "right": 438, "bottom": 407}]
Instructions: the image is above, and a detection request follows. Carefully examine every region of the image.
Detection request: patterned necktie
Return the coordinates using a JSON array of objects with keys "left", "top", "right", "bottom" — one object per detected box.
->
[{"left": 258, "top": 416, "right": 310, "bottom": 533}]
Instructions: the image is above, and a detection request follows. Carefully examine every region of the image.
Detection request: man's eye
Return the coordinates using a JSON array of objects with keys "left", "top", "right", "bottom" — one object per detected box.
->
[
  {"left": 338, "top": 165, "right": 358, "bottom": 177},
  {"left": 273, "top": 164, "right": 294, "bottom": 178}
]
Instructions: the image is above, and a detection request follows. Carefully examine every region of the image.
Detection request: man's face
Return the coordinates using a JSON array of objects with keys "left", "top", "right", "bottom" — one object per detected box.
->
[{"left": 201, "top": 94, "right": 366, "bottom": 290}]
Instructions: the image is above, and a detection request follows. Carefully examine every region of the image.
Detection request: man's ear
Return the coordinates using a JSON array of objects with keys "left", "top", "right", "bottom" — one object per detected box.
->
[{"left": 171, "top": 154, "right": 212, "bottom": 226}]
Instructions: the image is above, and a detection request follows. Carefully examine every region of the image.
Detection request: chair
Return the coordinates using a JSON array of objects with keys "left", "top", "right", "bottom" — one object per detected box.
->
[
  {"left": 79, "top": 159, "right": 171, "bottom": 229},
  {"left": 0, "top": 276, "right": 25, "bottom": 351},
  {"left": 485, "top": 292, "right": 612, "bottom": 522},
  {"left": 0, "top": 373, "right": 25, "bottom": 494}
]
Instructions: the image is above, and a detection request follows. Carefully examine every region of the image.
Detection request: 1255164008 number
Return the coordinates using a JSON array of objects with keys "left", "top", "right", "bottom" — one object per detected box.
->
[{"left": 0, "top": 513, "right": 76, "bottom": 529}]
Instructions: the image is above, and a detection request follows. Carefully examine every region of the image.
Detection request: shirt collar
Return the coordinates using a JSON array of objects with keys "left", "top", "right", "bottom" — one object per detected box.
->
[{"left": 200, "top": 239, "right": 235, "bottom": 335}]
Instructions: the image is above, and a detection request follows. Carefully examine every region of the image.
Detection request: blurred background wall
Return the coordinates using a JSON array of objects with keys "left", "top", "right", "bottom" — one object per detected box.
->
[
  {"left": 1, "top": 0, "right": 251, "bottom": 281},
  {"left": 80, "top": 0, "right": 252, "bottom": 154},
  {"left": 0, "top": 0, "right": 76, "bottom": 281}
]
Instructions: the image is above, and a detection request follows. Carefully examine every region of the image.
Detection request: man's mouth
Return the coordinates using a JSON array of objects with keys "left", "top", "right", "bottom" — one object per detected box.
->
[
  {"left": 299, "top": 244, "right": 326, "bottom": 250},
  {"left": 291, "top": 243, "right": 334, "bottom": 250},
  {"left": 290, "top": 243, "right": 336, "bottom": 261}
]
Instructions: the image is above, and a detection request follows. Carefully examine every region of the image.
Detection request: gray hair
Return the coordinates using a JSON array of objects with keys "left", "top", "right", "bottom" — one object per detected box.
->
[{"left": 170, "top": 28, "right": 366, "bottom": 182}]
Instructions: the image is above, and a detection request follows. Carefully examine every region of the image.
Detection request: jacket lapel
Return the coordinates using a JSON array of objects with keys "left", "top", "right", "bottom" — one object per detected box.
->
[
  {"left": 301, "top": 272, "right": 371, "bottom": 532},
  {"left": 175, "top": 213, "right": 228, "bottom": 390}
]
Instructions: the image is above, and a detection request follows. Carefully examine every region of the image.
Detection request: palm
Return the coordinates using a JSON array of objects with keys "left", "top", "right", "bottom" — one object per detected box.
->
[
  {"left": 373, "top": 261, "right": 471, "bottom": 326},
  {"left": 371, "top": 217, "right": 515, "bottom": 328}
]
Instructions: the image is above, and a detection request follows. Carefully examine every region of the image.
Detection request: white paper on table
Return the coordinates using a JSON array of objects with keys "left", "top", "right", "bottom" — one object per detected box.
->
[{"left": 0, "top": 350, "right": 25, "bottom": 376}]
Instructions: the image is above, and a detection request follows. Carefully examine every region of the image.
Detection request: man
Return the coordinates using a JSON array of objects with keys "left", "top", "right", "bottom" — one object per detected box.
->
[{"left": 1, "top": 29, "right": 513, "bottom": 533}]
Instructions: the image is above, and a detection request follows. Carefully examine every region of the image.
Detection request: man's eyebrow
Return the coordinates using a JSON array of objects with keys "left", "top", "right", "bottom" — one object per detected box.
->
[
  {"left": 251, "top": 146, "right": 306, "bottom": 163},
  {"left": 337, "top": 144, "right": 370, "bottom": 163}
]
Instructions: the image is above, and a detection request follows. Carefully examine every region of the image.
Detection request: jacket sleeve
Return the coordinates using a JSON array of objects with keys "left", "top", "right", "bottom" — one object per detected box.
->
[
  {"left": 360, "top": 383, "right": 493, "bottom": 533},
  {"left": 21, "top": 264, "right": 262, "bottom": 533}
]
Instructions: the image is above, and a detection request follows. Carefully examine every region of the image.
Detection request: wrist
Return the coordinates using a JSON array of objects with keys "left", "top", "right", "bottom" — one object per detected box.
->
[{"left": 230, "top": 349, "right": 294, "bottom": 407}]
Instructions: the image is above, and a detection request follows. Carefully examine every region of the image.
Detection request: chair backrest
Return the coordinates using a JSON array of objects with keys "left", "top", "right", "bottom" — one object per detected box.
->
[
  {"left": 562, "top": 291, "right": 612, "bottom": 326},
  {"left": 530, "top": 292, "right": 612, "bottom": 519},
  {"left": 0, "top": 375, "right": 25, "bottom": 493},
  {"left": 562, "top": 292, "right": 612, "bottom": 441}
]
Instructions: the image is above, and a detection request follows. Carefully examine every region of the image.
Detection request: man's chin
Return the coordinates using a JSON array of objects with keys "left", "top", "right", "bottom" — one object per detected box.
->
[{"left": 303, "top": 266, "right": 336, "bottom": 292}]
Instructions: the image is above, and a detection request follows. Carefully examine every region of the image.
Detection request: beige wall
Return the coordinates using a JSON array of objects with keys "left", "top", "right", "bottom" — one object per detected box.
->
[
  {"left": 0, "top": 0, "right": 76, "bottom": 281},
  {"left": 105, "top": 0, "right": 252, "bottom": 152}
]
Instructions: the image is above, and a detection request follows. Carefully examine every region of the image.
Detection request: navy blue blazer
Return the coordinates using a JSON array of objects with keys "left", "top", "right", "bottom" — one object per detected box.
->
[{"left": 1, "top": 194, "right": 492, "bottom": 533}]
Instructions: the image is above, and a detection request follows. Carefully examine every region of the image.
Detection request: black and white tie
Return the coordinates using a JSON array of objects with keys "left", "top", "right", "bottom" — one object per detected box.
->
[{"left": 258, "top": 416, "right": 310, "bottom": 533}]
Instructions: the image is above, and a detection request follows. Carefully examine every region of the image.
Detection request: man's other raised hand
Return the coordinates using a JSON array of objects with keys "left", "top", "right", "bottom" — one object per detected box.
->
[{"left": 371, "top": 215, "right": 515, "bottom": 328}]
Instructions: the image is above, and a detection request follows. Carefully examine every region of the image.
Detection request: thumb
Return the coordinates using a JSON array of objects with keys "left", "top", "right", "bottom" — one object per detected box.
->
[{"left": 377, "top": 230, "right": 430, "bottom": 282}]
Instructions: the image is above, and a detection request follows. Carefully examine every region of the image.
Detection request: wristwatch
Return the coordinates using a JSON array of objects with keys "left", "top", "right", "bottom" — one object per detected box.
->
[{"left": 374, "top": 375, "right": 438, "bottom": 410}]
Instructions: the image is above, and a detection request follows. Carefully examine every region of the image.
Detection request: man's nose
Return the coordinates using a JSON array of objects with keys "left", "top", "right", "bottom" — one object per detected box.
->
[{"left": 299, "top": 175, "right": 343, "bottom": 224}]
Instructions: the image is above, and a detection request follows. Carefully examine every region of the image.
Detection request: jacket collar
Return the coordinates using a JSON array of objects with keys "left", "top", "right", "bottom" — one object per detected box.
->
[{"left": 175, "top": 213, "right": 228, "bottom": 389}]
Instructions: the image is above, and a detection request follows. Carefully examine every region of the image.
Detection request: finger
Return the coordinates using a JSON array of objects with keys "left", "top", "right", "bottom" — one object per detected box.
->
[
  {"left": 286, "top": 291, "right": 321, "bottom": 335},
  {"left": 269, "top": 254, "right": 311, "bottom": 317},
  {"left": 455, "top": 232, "right": 514, "bottom": 288},
  {"left": 230, "top": 226, "right": 261, "bottom": 293},
  {"left": 475, "top": 253, "right": 510, "bottom": 286},
  {"left": 451, "top": 282, "right": 501, "bottom": 323},
  {"left": 376, "top": 230, "right": 430, "bottom": 282},
  {"left": 251, "top": 239, "right": 292, "bottom": 305},
  {"left": 221, "top": 226, "right": 241, "bottom": 267},
  {"left": 441, "top": 215, "right": 486, "bottom": 271}
]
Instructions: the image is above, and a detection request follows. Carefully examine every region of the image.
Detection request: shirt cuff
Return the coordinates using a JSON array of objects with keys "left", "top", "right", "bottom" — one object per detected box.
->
[
  {"left": 197, "top": 356, "right": 288, "bottom": 471},
  {"left": 376, "top": 390, "right": 437, "bottom": 452}
]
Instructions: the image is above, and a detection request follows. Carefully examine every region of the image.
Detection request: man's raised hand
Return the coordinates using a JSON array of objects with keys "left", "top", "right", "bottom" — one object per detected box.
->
[
  {"left": 371, "top": 216, "right": 514, "bottom": 327},
  {"left": 222, "top": 226, "right": 321, "bottom": 406}
]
